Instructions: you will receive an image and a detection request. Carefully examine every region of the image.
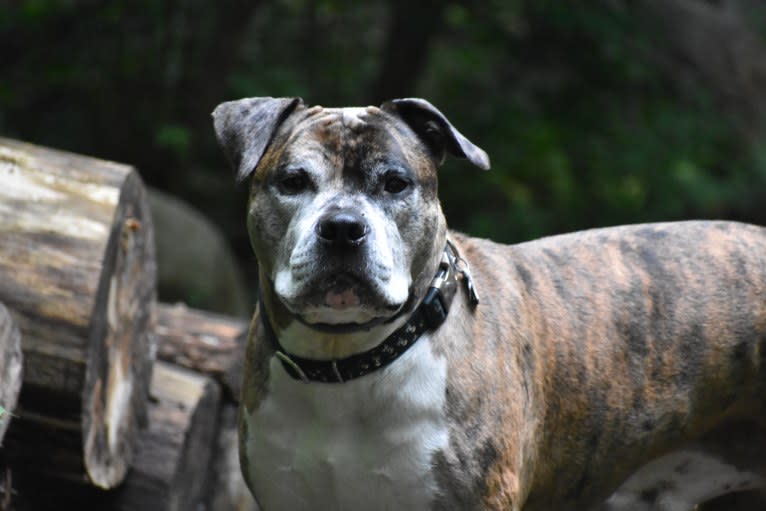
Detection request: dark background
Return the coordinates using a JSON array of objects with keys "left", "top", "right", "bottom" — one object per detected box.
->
[{"left": 3, "top": 0, "right": 766, "bottom": 312}]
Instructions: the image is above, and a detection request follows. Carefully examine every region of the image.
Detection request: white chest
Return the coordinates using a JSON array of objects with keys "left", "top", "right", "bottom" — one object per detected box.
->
[{"left": 243, "top": 336, "right": 449, "bottom": 511}]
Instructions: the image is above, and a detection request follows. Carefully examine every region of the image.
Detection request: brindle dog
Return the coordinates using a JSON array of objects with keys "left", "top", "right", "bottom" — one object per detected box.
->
[{"left": 213, "top": 97, "right": 766, "bottom": 510}]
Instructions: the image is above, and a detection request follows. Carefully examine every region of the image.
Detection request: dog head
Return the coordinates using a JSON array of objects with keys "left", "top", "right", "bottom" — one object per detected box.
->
[{"left": 213, "top": 97, "right": 488, "bottom": 331}]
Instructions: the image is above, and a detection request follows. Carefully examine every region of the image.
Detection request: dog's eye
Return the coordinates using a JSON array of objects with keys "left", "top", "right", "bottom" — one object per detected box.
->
[
  {"left": 277, "top": 169, "right": 310, "bottom": 195},
  {"left": 383, "top": 172, "right": 411, "bottom": 194}
]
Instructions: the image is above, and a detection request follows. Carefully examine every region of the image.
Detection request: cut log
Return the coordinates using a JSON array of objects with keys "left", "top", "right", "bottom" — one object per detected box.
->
[
  {"left": 104, "top": 362, "right": 221, "bottom": 511},
  {"left": 155, "top": 302, "right": 249, "bottom": 402},
  {"left": 0, "top": 303, "right": 23, "bottom": 444},
  {"left": 4, "top": 362, "right": 221, "bottom": 511},
  {"left": 0, "top": 138, "right": 156, "bottom": 488}
]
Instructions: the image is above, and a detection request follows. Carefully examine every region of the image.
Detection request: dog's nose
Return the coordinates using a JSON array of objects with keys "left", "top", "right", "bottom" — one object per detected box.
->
[{"left": 316, "top": 211, "right": 368, "bottom": 247}]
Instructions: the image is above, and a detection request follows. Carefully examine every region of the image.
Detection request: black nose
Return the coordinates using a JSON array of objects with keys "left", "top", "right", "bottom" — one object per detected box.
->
[{"left": 316, "top": 210, "right": 368, "bottom": 247}]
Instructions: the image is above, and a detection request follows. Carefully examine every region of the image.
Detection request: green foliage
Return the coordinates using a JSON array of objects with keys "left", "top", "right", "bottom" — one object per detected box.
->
[
  {"left": 423, "top": 1, "right": 766, "bottom": 242},
  {"left": 230, "top": 0, "right": 386, "bottom": 104},
  {"left": 155, "top": 124, "right": 192, "bottom": 158},
  {"left": 1, "top": 0, "right": 765, "bottom": 255}
]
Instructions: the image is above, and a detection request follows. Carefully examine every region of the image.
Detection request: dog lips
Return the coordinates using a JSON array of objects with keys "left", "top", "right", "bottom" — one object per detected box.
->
[{"left": 325, "top": 289, "right": 361, "bottom": 309}]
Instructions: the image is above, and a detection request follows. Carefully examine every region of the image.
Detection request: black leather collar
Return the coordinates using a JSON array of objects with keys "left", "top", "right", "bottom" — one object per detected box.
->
[{"left": 260, "top": 241, "right": 478, "bottom": 384}]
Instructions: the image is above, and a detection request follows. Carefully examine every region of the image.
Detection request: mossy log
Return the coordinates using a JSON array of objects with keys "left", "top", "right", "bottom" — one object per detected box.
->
[
  {"left": 0, "top": 303, "right": 23, "bottom": 444},
  {"left": 0, "top": 137, "right": 156, "bottom": 488}
]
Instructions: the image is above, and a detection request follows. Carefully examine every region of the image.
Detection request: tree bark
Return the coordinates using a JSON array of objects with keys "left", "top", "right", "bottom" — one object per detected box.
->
[
  {"left": 155, "top": 302, "right": 249, "bottom": 402},
  {"left": 367, "top": 0, "right": 448, "bottom": 104},
  {"left": 0, "top": 303, "right": 22, "bottom": 445},
  {"left": 634, "top": 0, "right": 766, "bottom": 141},
  {"left": 0, "top": 137, "right": 156, "bottom": 488}
]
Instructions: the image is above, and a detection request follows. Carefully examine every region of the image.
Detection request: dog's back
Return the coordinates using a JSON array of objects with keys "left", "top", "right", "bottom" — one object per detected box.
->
[{"left": 446, "top": 220, "right": 766, "bottom": 509}]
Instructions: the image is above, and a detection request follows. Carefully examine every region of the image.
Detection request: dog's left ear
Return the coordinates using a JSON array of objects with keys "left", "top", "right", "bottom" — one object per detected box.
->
[
  {"left": 212, "top": 97, "right": 304, "bottom": 181},
  {"left": 381, "top": 98, "right": 490, "bottom": 170}
]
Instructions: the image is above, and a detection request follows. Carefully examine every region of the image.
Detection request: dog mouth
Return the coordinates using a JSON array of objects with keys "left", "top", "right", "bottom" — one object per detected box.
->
[
  {"left": 324, "top": 279, "right": 362, "bottom": 311},
  {"left": 277, "top": 272, "right": 406, "bottom": 330}
]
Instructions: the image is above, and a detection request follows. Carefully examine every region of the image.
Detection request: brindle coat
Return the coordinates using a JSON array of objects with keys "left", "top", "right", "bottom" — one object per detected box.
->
[{"left": 214, "top": 97, "right": 766, "bottom": 510}]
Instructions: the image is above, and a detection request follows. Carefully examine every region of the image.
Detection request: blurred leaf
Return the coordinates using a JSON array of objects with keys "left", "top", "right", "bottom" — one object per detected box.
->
[{"left": 155, "top": 124, "right": 191, "bottom": 155}]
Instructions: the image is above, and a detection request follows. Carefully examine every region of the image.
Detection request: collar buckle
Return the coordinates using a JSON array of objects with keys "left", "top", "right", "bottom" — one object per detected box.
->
[{"left": 422, "top": 250, "right": 458, "bottom": 329}]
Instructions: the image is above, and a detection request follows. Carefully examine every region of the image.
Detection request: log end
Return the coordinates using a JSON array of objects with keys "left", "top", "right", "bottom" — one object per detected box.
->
[{"left": 82, "top": 170, "right": 157, "bottom": 488}]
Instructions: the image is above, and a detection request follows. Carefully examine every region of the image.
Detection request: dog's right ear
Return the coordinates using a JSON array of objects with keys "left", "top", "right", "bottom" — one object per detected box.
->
[{"left": 212, "top": 97, "right": 303, "bottom": 182}]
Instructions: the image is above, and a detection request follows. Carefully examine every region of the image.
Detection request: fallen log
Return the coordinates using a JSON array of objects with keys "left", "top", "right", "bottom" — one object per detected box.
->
[
  {"left": 104, "top": 362, "right": 221, "bottom": 511},
  {"left": 0, "top": 138, "right": 156, "bottom": 488},
  {"left": 0, "top": 303, "right": 22, "bottom": 445},
  {"left": 155, "top": 302, "right": 249, "bottom": 402},
  {"left": 5, "top": 362, "right": 221, "bottom": 511}
]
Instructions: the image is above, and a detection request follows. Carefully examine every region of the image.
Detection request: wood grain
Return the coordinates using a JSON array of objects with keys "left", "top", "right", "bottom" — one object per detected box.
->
[
  {"left": 155, "top": 302, "right": 248, "bottom": 402},
  {"left": 105, "top": 362, "right": 222, "bottom": 511},
  {"left": 0, "top": 137, "right": 156, "bottom": 488}
]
